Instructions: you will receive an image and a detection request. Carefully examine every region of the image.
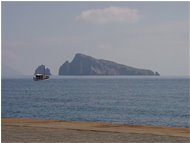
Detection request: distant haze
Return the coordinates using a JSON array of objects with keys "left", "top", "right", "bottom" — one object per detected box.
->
[
  {"left": 2, "top": 64, "right": 23, "bottom": 77},
  {"left": 1, "top": 2, "right": 189, "bottom": 76}
]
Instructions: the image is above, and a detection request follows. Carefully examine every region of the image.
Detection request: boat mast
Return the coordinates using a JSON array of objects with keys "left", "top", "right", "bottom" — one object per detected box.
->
[{"left": 44, "top": 65, "right": 45, "bottom": 76}]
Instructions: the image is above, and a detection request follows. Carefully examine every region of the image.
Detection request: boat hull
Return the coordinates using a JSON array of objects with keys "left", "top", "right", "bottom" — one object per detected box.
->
[{"left": 33, "top": 76, "right": 49, "bottom": 81}]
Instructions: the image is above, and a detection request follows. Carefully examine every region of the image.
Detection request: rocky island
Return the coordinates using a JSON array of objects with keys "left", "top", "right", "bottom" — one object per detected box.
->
[{"left": 59, "top": 53, "right": 159, "bottom": 76}]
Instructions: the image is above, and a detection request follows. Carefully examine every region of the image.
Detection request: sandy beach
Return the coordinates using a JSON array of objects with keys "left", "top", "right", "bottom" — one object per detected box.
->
[{"left": 2, "top": 118, "right": 190, "bottom": 143}]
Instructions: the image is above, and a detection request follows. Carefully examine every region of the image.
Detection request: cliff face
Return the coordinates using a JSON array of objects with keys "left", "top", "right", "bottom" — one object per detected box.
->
[
  {"left": 34, "top": 65, "right": 51, "bottom": 75},
  {"left": 59, "top": 53, "right": 159, "bottom": 76}
]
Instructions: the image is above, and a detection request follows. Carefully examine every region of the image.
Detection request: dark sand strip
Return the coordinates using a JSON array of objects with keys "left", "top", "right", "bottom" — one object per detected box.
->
[{"left": 2, "top": 118, "right": 190, "bottom": 143}]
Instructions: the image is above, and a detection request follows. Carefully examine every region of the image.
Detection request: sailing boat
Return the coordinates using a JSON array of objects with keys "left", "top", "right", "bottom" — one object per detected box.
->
[{"left": 33, "top": 65, "right": 49, "bottom": 81}]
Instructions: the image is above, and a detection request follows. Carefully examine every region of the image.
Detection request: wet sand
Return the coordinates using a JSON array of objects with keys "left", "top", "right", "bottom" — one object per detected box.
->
[{"left": 2, "top": 118, "right": 190, "bottom": 143}]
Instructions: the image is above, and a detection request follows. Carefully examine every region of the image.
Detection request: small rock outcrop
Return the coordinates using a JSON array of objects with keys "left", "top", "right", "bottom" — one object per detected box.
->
[
  {"left": 59, "top": 53, "right": 160, "bottom": 76},
  {"left": 34, "top": 65, "right": 51, "bottom": 75}
]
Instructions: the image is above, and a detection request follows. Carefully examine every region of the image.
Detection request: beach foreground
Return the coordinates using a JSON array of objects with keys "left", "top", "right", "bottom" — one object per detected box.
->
[{"left": 2, "top": 118, "right": 190, "bottom": 143}]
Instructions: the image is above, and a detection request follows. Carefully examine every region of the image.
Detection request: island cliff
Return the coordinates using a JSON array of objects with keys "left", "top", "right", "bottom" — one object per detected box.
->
[{"left": 59, "top": 53, "right": 159, "bottom": 76}]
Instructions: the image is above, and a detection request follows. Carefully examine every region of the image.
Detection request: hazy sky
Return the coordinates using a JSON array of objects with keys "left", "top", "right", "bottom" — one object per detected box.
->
[{"left": 2, "top": 2, "right": 189, "bottom": 76}]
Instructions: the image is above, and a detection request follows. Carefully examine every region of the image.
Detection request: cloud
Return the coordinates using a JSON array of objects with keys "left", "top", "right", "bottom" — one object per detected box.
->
[{"left": 77, "top": 6, "right": 141, "bottom": 24}]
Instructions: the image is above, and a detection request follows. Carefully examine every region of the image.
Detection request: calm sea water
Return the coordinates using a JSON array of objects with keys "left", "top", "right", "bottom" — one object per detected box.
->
[{"left": 2, "top": 76, "right": 190, "bottom": 128}]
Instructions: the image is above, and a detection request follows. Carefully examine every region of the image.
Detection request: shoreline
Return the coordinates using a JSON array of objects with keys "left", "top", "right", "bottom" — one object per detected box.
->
[{"left": 2, "top": 118, "right": 190, "bottom": 143}]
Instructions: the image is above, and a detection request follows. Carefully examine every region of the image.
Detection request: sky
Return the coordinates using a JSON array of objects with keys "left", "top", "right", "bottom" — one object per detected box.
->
[{"left": 1, "top": 2, "right": 189, "bottom": 76}]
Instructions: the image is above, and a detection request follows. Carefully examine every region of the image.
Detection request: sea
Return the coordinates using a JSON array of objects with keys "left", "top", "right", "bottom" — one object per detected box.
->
[{"left": 2, "top": 76, "right": 190, "bottom": 128}]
